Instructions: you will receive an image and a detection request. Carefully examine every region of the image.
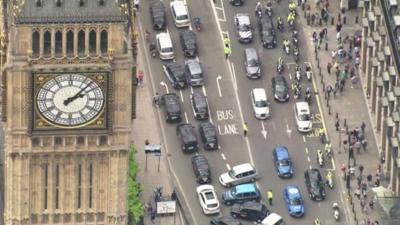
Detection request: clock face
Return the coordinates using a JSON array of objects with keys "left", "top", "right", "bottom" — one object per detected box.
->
[{"left": 36, "top": 74, "right": 105, "bottom": 128}]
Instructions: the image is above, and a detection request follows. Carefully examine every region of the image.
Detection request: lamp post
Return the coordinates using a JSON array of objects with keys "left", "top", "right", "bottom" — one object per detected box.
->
[{"left": 0, "top": 32, "right": 5, "bottom": 75}]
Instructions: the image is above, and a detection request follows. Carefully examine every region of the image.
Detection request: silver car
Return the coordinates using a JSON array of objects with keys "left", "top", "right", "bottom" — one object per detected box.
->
[
  {"left": 185, "top": 59, "right": 204, "bottom": 86},
  {"left": 219, "top": 163, "right": 259, "bottom": 187},
  {"left": 235, "top": 13, "right": 252, "bottom": 43}
]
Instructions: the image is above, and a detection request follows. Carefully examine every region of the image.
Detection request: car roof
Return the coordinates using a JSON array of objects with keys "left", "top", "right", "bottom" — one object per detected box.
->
[
  {"left": 239, "top": 201, "right": 264, "bottom": 210},
  {"left": 171, "top": 1, "right": 188, "bottom": 16},
  {"left": 200, "top": 122, "right": 216, "bottom": 137},
  {"left": 307, "top": 168, "right": 322, "bottom": 180},
  {"left": 157, "top": 32, "right": 172, "bottom": 47},
  {"left": 151, "top": 2, "right": 165, "bottom": 13},
  {"left": 163, "top": 94, "right": 180, "bottom": 112},
  {"left": 236, "top": 13, "right": 250, "bottom": 25},
  {"left": 262, "top": 213, "right": 283, "bottom": 225},
  {"left": 193, "top": 92, "right": 207, "bottom": 107},
  {"left": 245, "top": 48, "right": 258, "bottom": 58},
  {"left": 295, "top": 102, "right": 310, "bottom": 114},
  {"left": 252, "top": 88, "right": 267, "bottom": 101},
  {"left": 273, "top": 75, "right": 287, "bottom": 83},
  {"left": 177, "top": 123, "right": 196, "bottom": 141},
  {"left": 166, "top": 62, "right": 185, "bottom": 76},
  {"left": 235, "top": 183, "right": 257, "bottom": 193},
  {"left": 232, "top": 163, "right": 255, "bottom": 173},
  {"left": 186, "top": 59, "right": 202, "bottom": 74},
  {"left": 274, "top": 146, "right": 289, "bottom": 159}
]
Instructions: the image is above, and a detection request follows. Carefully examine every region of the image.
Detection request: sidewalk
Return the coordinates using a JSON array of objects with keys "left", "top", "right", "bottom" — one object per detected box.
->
[
  {"left": 299, "top": 1, "right": 382, "bottom": 225},
  {"left": 132, "top": 53, "right": 183, "bottom": 225}
]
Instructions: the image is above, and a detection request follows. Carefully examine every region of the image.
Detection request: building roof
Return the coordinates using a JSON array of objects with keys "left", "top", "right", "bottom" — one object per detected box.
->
[{"left": 16, "top": 0, "right": 127, "bottom": 24}]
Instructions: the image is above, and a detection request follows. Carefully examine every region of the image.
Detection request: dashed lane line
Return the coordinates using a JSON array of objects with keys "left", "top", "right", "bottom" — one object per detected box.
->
[
  {"left": 184, "top": 111, "right": 189, "bottom": 123},
  {"left": 305, "top": 147, "right": 309, "bottom": 154},
  {"left": 303, "top": 136, "right": 306, "bottom": 142},
  {"left": 226, "top": 163, "right": 231, "bottom": 170},
  {"left": 307, "top": 156, "right": 311, "bottom": 162},
  {"left": 221, "top": 153, "right": 226, "bottom": 160}
]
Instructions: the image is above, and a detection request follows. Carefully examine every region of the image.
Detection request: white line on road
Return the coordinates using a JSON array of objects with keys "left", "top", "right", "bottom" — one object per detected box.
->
[
  {"left": 331, "top": 157, "right": 336, "bottom": 170},
  {"left": 221, "top": 153, "right": 226, "bottom": 160},
  {"left": 307, "top": 156, "right": 311, "bottom": 162},
  {"left": 230, "top": 62, "right": 238, "bottom": 90},
  {"left": 218, "top": 0, "right": 226, "bottom": 22},
  {"left": 305, "top": 147, "right": 309, "bottom": 154},
  {"left": 226, "top": 163, "right": 231, "bottom": 170},
  {"left": 160, "top": 81, "right": 170, "bottom": 93},
  {"left": 202, "top": 86, "right": 207, "bottom": 96},
  {"left": 179, "top": 89, "right": 184, "bottom": 102},
  {"left": 215, "top": 7, "right": 224, "bottom": 10},
  {"left": 309, "top": 165, "right": 312, "bottom": 169},
  {"left": 324, "top": 168, "right": 336, "bottom": 171},
  {"left": 303, "top": 136, "right": 306, "bottom": 142},
  {"left": 216, "top": 75, "right": 223, "bottom": 97},
  {"left": 261, "top": 121, "right": 267, "bottom": 139},
  {"left": 190, "top": 85, "right": 194, "bottom": 94},
  {"left": 288, "top": 73, "right": 292, "bottom": 80},
  {"left": 184, "top": 111, "right": 189, "bottom": 123}
]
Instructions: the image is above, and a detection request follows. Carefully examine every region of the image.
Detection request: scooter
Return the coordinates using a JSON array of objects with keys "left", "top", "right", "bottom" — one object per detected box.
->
[
  {"left": 284, "top": 44, "right": 290, "bottom": 55},
  {"left": 293, "top": 31, "right": 299, "bottom": 47},
  {"left": 305, "top": 92, "right": 312, "bottom": 105},
  {"left": 332, "top": 202, "right": 340, "bottom": 221},
  {"left": 317, "top": 150, "right": 324, "bottom": 167},
  {"left": 193, "top": 17, "right": 201, "bottom": 32},
  {"left": 150, "top": 42, "right": 157, "bottom": 58},
  {"left": 326, "top": 171, "right": 334, "bottom": 189},
  {"left": 306, "top": 70, "right": 312, "bottom": 81},
  {"left": 288, "top": 20, "right": 295, "bottom": 29},
  {"left": 293, "top": 87, "right": 300, "bottom": 99},
  {"left": 277, "top": 62, "right": 284, "bottom": 74},
  {"left": 277, "top": 21, "right": 284, "bottom": 32},
  {"left": 295, "top": 67, "right": 301, "bottom": 82}
]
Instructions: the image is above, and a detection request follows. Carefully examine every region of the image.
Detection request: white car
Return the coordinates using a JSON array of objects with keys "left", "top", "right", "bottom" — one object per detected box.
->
[
  {"left": 294, "top": 101, "right": 313, "bottom": 132},
  {"left": 170, "top": 1, "right": 190, "bottom": 27},
  {"left": 251, "top": 88, "right": 270, "bottom": 119},
  {"left": 219, "top": 163, "right": 259, "bottom": 187},
  {"left": 196, "top": 184, "right": 220, "bottom": 215}
]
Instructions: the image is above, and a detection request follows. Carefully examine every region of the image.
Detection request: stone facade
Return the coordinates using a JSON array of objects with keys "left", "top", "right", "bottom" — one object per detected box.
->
[
  {"left": 2, "top": 1, "right": 136, "bottom": 225},
  {"left": 360, "top": 0, "right": 400, "bottom": 192}
]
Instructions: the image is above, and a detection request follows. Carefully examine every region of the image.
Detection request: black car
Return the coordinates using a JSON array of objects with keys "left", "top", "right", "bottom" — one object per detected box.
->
[
  {"left": 162, "top": 93, "right": 182, "bottom": 123},
  {"left": 198, "top": 122, "right": 218, "bottom": 150},
  {"left": 180, "top": 30, "right": 197, "bottom": 57},
  {"left": 210, "top": 216, "right": 242, "bottom": 225},
  {"left": 191, "top": 154, "right": 211, "bottom": 184},
  {"left": 258, "top": 17, "right": 277, "bottom": 48},
  {"left": 150, "top": 2, "right": 166, "bottom": 30},
  {"left": 229, "top": 0, "right": 244, "bottom": 6},
  {"left": 191, "top": 91, "right": 209, "bottom": 120},
  {"left": 272, "top": 76, "right": 290, "bottom": 102},
  {"left": 304, "top": 168, "right": 326, "bottom": 201},
  {"left": 176, "top": 123, "right": 198, "bottom": 152},
  {"left": 231, "top": 202, "right": 269, "bottom": 222},
  {"left": 163, "top": 62, "right": 187, "bottom": 89}
]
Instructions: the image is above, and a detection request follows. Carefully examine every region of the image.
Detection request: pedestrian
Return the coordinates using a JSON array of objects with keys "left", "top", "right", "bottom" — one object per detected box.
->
[
  {"left": 361, "top": 121, "right": 366, "bottom": 133},
  {"left": 343, "top": 140, "right": 348, "bottom": 153},
  {"left": 134, "top": 0, "right": 140, "bottom": 10},
  {"left": 267, "top": 189, "right": 273, "bottom": 205},
  {"left": 367, "top": 174, "right": 373, "bottom": 186},
  {"left": 349, "top": 146, "right": 354, "bottom": 159},
  {"left": 337, "top": 13, "right": 341, "bottom": 24},
  {"left": 374, "top": 177, "right": 380, "bottom": 187},
  {"left": 369, "top": 199, "right": 374, "bottom": 209},
  {"left": 224, "top": 45, "right": 231, "bottom": 59},
  {"left": 152, "top": 92, "right": 161, "bottom": 107},
  {"left": 322, "top": 27, "right": 328, "bottom": 40},
  {"left": 326, "top": 84, "right": 333, "bottom": 97},
  {"left": 336, "top": 31, "right": 342, "bottom": 43},
  {"left": 354, "top": 140, "right": 362, "bottom": 154},
  {"left": 355, "top": 188, "right": 361, "bottom": 199},
  {"left": 336, "top": 22, "right": 342, "bottom": 32},
  {"left": 150, "top": 207, "right": 156, "bottom": 223},
  {"left": 360, "top": 199, "right": 366, "bottom": 209},
  {"left": 335, "top": 118, "right": 340, "bottom": 131},
  {"left": 243, "top": 122, "right": 248, "bottom": 137},
  {"left": 137, "top": 70, "right": 144, "bottom": 86},
  {"left": 331, "top": 50, "right": 337, "bottom": 60},
  {"left": 311, "top": 13, "right": 316, "bottom": 25},
  {"left": 361, "top": 138, "right": 367, "bottom": 151},
  {"left": 327, "top": 62, "right": 332, "bottom": 74},
  {"left": 349, "top": 166, "right": 356, "bottom": 179}
]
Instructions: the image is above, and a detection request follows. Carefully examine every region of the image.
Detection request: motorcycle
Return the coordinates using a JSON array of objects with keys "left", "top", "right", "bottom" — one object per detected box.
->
[
  {"left": 288, "top": 20, "right": 295, "bottom": 29},
  {"left": 150, "top": 42, "right": 157, "bottom": 57},
  {"left": 277, "top": 62, "right": 284, "bottom": 74},
  {"left": 193, "top": 17, "right": 201, "bottom": 32},
  {"left": 305, "top": 92, "right": 312, "bottom": 104},
  {"left": 266, "top": 7, "right": 273, "bottom": 18},
  {"left": 284, "top": 44, "right": 290, "bottom": 55},
  {"left": 332, "top": 202, "right": 340, "bottom": 221},
  {"left": 326, "top": 171, "right": 334, "bottom": 189},
  {"left": 317, "top": 149, "right": 324, "bottom": 167},
  {"left": 295, "top": 66, "right": 301, "bottom": 82},
  {"left": 293, "top": 47, "right": 299, "bottom": 62},
  {"left": 292, "top": 31, "right": 299, "bottom": 47},
  {"left": 306, "top": 69, "right": 312, "bottom": 81},
  {"left": 293, "top": 87, "right": 300, "bottom": 99},
  {"left": 256, "top": 8, "right": 263, "bottom": 18},
  {"left": 277, "top": 21, "right": 284, "bottom": 32}
]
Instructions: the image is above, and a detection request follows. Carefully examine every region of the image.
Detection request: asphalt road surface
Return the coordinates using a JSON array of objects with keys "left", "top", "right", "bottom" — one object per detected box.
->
[{"left": 138, "top": 0, "right": 350, "bottom": 224}]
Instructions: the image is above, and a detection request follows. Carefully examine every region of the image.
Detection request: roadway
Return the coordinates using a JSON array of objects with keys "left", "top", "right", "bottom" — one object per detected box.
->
[{"left": 137, "top": 0, "right": 349, "bottom": 224}]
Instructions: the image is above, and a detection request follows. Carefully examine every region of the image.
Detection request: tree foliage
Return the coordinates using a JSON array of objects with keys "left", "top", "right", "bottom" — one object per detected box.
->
[{"left": 128, "top": 146, "right": 144, "bottom": 225}]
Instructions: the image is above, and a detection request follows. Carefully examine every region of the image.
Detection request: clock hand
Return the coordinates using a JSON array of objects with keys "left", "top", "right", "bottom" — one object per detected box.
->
[{"left": 63, "top": 82, "right": 93, "bottom": 106}]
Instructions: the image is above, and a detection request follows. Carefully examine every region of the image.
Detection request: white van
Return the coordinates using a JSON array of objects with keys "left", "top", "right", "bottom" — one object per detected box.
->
[
  {"left": 251, "top": 88, "right": 270, "bottom": 119},
  {"left": 156, "top": 32, "right": 174, "bottom": 60},
  {"left": 170, "top": 1, "right": 190, "bottom": 27},
  {"left": 261, "top": 213, "right": 284, "bottom": 225}
]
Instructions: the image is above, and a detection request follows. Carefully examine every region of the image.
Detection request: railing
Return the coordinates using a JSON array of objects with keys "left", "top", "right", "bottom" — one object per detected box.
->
[{"left": 127, "top": 0, "right": 137, "bottom": 119}]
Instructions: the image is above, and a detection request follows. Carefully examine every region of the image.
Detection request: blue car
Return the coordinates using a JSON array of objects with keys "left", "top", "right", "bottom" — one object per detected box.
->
[
  {"left": 283, "top": 185, "right": 305, "bottom": 217},
  {"left": 272, "top": 146, "right": 293, "bottom": 178}
]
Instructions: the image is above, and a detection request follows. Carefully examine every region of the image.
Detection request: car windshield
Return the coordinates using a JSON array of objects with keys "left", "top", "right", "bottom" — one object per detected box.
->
[
  {"left": 255, "top": 100, "right": 268, "bottom": 107},
  {"left": 248, "top": 59, "right": 259, "bottom": 67},
  {"left": 299, "top": 114, "right": 311, "bottom": 121},
  {"left": 177, "top": 15, "right": 188, "bottom": 20},
  {"left": 203, "top": 127, "right": 217, "bottom": 139},
  {"left": 278, "top": 159, "right": 290, "bottom": 166},
  {"left": 289, "top": 198, "right": 302, "bottom": 205},
  {"left": 239, "top": 24, "right": 250, "bottom": 31},
  {"left": 161, "top": 47, "right": 173, "bottom": 53},
  {"left": 205, "top": 191, "right": 215, "bottom": 200},
  {"left": 228, "top": 169, "right": 236, "bottom": 178}
]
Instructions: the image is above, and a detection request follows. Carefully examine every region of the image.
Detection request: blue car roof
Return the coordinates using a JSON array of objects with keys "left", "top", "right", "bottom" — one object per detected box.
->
[
  {"left": 285, "top": 185, "right": 301, "bottom": 198},
  {"left": 235, "top": 183, "right": 257, "bottom": 193},
  {"left": 275, "top": 146, "right": 289, "bottom": 160}
]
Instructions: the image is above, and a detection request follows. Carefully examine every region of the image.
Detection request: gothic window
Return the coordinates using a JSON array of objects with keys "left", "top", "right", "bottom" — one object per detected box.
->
[
  {"left": 99, "top": 0, "right": 105, "bottom": 6},
  {"left": 36, "top": 0, "right": 43, "bottom": 7},
  {"left": 55, "top": 31, "right": 62, "bottom": 57},
  {"left": 77, "top": 164, "right": 82, "bottom": 209},
  {"left": 55, "top": 0, "right": 62, "bottom": 7},
  {"left": 55, "top": 164, "right": 60, "bottom": 209},
  {"left": 66, "top": 30, "right": 74, "bottom": 56},
  {"left": 100, "top": 30, "right": 108, "bottom": 55},
  {"left": 43, "top": 30, "right": 51, "bottom": 57},
  {"left": 89, "top": 163, "right": 93, "bottom": 208},
  {"left": 89, "top": 30, "right": 97, "bottom": 55},
  {"left": 31, "top": 30, "right": 40, "bottom": 57},
  {"left": 78, "top": 30, "right": 85, "bottom": 56},
  {"left": 44, "top": 163, "right": 48, "bottom": 210},
  {"left": 79, "top": 0, "right": 85, "bottom": 7}
]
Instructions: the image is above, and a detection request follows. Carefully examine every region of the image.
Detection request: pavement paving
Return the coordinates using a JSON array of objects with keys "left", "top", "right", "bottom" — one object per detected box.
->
[
  {"left": 299, "top": 1, "right": 382, "bottom": 224},
  {"left": 132, "top": 50, "right": 184, "bottom": 225}
]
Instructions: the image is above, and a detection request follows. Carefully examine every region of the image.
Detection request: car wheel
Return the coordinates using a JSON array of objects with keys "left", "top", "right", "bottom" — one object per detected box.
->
[{"left": 231, "top": 213, "right": 238, "bottom": 218}]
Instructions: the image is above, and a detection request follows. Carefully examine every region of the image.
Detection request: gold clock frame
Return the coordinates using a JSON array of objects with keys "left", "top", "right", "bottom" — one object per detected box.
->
[{"left": 30, "top": 71, "right": 112, "bottom": 135}]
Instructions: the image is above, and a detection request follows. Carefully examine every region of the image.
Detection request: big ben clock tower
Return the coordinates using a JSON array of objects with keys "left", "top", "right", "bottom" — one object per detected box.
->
[{"left": 2, "top": 0, "right": 136, "bottom": 224}]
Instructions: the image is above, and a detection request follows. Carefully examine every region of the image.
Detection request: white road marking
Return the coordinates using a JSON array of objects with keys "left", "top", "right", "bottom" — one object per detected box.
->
[
  {"left": 190, "top": 86, "right": 194, "bottom": 94},
  {"left": 221, "top": 153, "right": 226, "bottom": 160},
  {"left": 305, "top": 147, "right": 309, "bottom": 154},
  {"left": 307, "top": 156, "right": 311, "bottom": 162},
  {"left": 218, "top": 0, "right": 226, "bottom": 22},
  {"left": 288, "top": 73, "right": 292, "bottom": 80},
  {"left": 331, "top": 157, "right": 336, "bottom": 170},
  {"left": 202, "top": 86, "right": 207, "bottom": 96},
  {"left": 179, "top": 89, "right": 184, "bottom": 102},
  {"left": 303, "top": 136, "right": 306, "bottom": 142},
  {"left": 230, "top": 62, "right": 238, "bottom": 90},
  {"left": 286, "top": 62, "right": 297, "bottom": 69},
  {"left": 226, "top": 163, "right": 231, "bottom": 170},
  {"left": 160, "top": 81, "right": 170, "bottom": 93},
  {"left": 309, "top": 165, "right": 312, "bottom": 169},
  {"left": 325, "top": 168, "right": 336, "bottom": 171},
  {"left": 184, "top": 111, "right": 189, "bottom": 123},
  {"left": 216, "top": 75, "right": 223, "bottom": 97},
  {"left": 261, "top": 121, "right": 267, "bottom": 139}
]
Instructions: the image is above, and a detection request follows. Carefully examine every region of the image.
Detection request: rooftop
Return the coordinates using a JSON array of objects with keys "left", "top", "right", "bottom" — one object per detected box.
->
[{"left": 15, "top": 0, "right": 127, "bottom": 24}]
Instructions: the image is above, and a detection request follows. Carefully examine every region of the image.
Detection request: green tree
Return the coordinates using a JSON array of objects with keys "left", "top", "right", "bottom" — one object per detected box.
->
[{"left": 128, "top": 146, "right": 144, "bottom": 225}]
